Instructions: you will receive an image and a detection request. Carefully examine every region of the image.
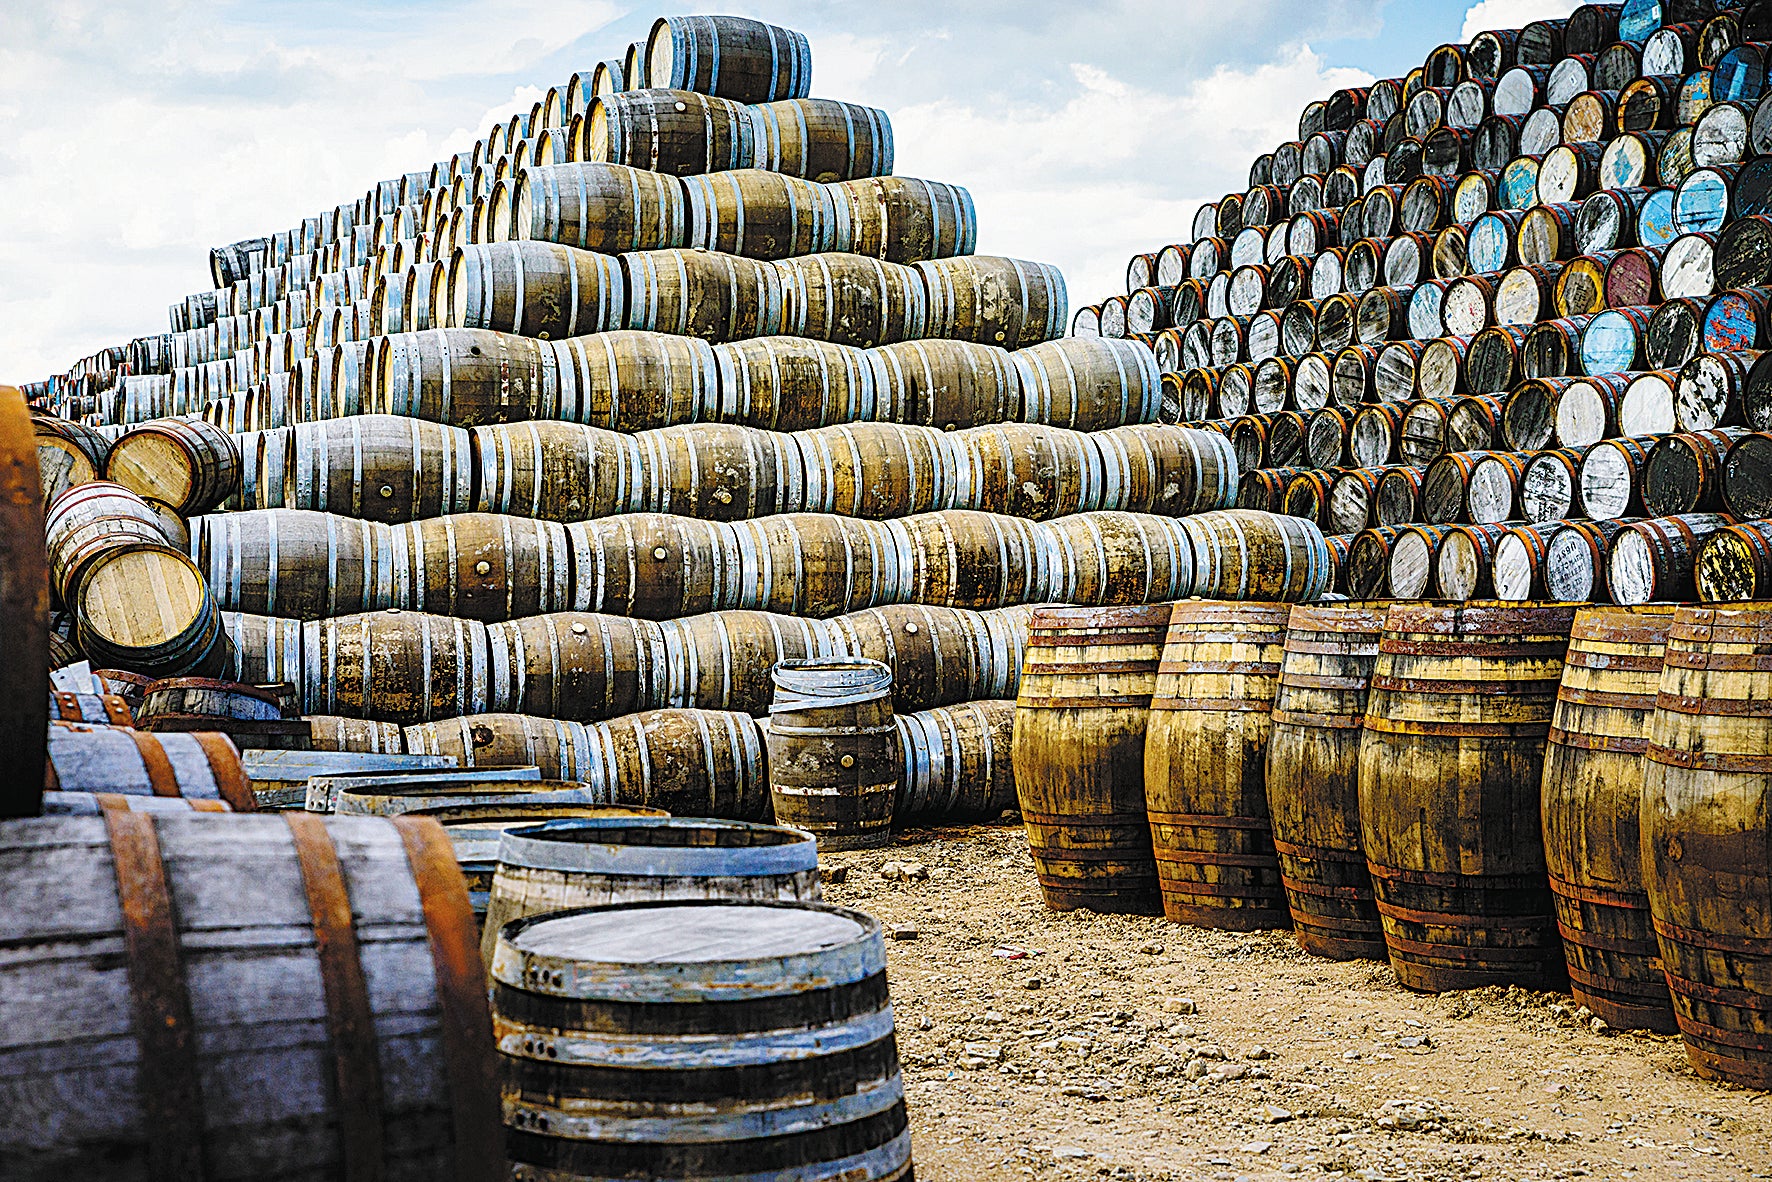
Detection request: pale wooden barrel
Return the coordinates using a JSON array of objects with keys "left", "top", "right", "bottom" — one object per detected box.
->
[
  {"left": 749, "top": 98, "right": 894, "bottom": 181},
  {"left": 894, "top": 699, "right": 1018, "bottom": 822},
  {"left": 393, "top": 512, "right": 572, "bottom": 622},
  {"left": 868, "top": 338, "right": 1022, "bottom": 428},
  {"left": 138, "top": 678, "right": 284, "bottom": 725},
  {"left": 33, "top": 413, "right": 109, "bottom": 505},
  {"left": 765, "top": 659, "right": 900, "bottom": 850},
  {"left": 509, "top": 163, "right": 687, "bottom": 252},
  {"left": 374, "top": 329, "right": 558, "bottom": 426},
  {"left": 445, "top": 242, "right": 625, "bottom": 342},
  {"left": 824, "top": 603, "right": 989, "bottom": 714},
  {"left": 1041, "top": 511, "right": 1195, "bottom": 606},
  {"left": 105, "top": 418, "right": 241, "bottom": 515},
  {"left": 486, "top": 612, "right": 667, "bottom": 722},
  {"left": 45, "top": 481, "right": 171, "bottom": 605},
  {"left": 0, "top": 811, "right": 501, "bottom": 1179},
  {"left": 44, "top": 721, "right": 254, "bottom": 808},
  {"left": 285, "top": 416, "right": 474, "bottom": 523},
  {"left": 492, "top": 901, "right": 911, "bottom": 1181},
  {"left": 473, "top": 421, "right": 641, "bottom": 521},
  {"left": 644, "top": 14, "right": 811, "bottom": 102},
  {"left": 891, "top": 509, "right": 1046, "bottom": 609},
  {"left": 565, "top": 513, "right": 739, "bottom": 619},
  {"left": 798, "top": 422, "right": 957, "bottom": 517},
  {"left": 731, "top": 513, "right": 898, "bottom": 616},
  {"left": 550, "top": 330, "right": 717, "bottom": 430},
  {"left": 193, "top": 509, "right": 394, "bottom": 618},
  {"left": 583, "top": 89, "right": 754, "bottom": 176},
  {"left": 479, "top": 815, "right": 819, "bottom": 965},
  {"left": 77, "top": 543, "right": 232, "bottom": 679},
  {"left": 1013, "top": 338, "right": 1163, "bottom": 432},
  {"left": 711, "top": 336, "right": 877, "bottom": 430},
  {"left": 659, "top": 609, "right": 830, "bottom": 714},
  {"left": 776, "top": 253, "right": 928, "bottom": 348},
  {"left": 622, "top": 248, "right": 784, "bottom": 342},
  {"left": 682, "top": 169, "right": 845, "bottom": 259},
  {"left": 586, "top": 707, "right": 773, "bottom": 818},
  {"left": 302, "top": 610, "right": 492, "bottom": 724},
  {"left": 917, "top": 256, "right": 1068, "bottom": 350},
  {"left": 955, "top": 422, "right": 1105, "bottom": 520},
  {"left": 38, "top": 790, "right": 231, "bottom": 814}
]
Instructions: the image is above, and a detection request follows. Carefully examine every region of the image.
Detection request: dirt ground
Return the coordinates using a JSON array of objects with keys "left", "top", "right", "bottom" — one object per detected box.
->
[{"left": 817, "top": 821, "right": 1772, "bottom": 1182}]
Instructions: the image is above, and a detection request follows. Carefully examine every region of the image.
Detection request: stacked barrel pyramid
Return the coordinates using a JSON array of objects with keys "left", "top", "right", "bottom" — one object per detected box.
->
[
  {"left": 1074, "top": 0, "right": 1772, "bottom": 608},
  {"left": 26, "top": 14, "right": 1334, "bottom": 821}
]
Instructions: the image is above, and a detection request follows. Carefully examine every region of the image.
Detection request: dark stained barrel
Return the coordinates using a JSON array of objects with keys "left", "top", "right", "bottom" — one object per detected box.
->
[
  {"left": 644, "top": 15, "right": 811, "bottom": 103},
  {"left": 583, "top": 89, "right": 754, "bottom": 176},
  {"left": 1542, "top": 605, "right": 1680, "bottom": 1033},
  {"left": 284, "top": 416, "right": 474, "bottom": 524},
  {"left": 835, "top": 176, "right": 977, "bottom": 264},
  {"left": 375, "top": 329, "right": 557, "bottom": 427},
  {"left": 486, "top": 612, "right": 666, "bottom": 722},
  {"left": 894, "top": 699, "right": 1019, "bottom": 822},
  {"left": 765, "top": 659, "right": 900, "bottom": 851},
  {"left": 778, "top": 253, "right": 927, "bottom": 348},
  {"left": 1143, "top": 601, "right": 1292, "bottom": 931},
  {"left": 749, "top": 98, "right": 894, "bottom": 182},
  {"left": 1268, "top": 602, "right": 1391, "bottom": 959},
  {"left": 1013, "top": 605, "right": 1171, "bottom": 914},
  {"left": 1360, "top": 602, "right": 1578, "bottom": 993}
]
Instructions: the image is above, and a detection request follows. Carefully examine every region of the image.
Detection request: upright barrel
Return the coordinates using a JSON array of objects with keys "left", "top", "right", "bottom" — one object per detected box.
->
[
  {"left": 493, "top": 900, "right": 911, "bottom": 1182},
  {"left": 1143, "top": 601, "right": 1292, "bottom": 931},
  {"left": 1542, "top": 605, "right": 1679, "bottom": 1032},
  {"left": 765, "top": 659, "right": 900, "bottom": 850},
  {"left": 1012, "top": 605, "right": 1170, "bottom": 914},
  {"left": 1266, "top": 602, "right": 1389, "bottom": 959},
  {"left": 1643, "top": 604, "right": 1772, "bottom": 1087},
  {"left": 1360, "top": 602, "right": 1577, "bottom": 992}
]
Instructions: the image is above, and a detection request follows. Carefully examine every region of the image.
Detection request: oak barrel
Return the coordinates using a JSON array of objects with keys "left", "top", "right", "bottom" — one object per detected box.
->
[
  {"left": 644, "top": 15, "right": 811, "bottom": 103},
  {"left": 106, "top": 418, "right": 240, "bottom": 515},
  {"left": 894, "top": 699, "right": 1019, "bottom": 822},
  {"left": 765, "top": 658, "right": 899, "bottom": 851}
]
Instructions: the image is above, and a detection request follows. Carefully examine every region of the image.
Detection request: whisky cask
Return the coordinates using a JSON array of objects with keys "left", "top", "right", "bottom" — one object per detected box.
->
[
  {"left": 659, "top": 609, "right": 829, "bottom": 714},
  {"left": 776, "top": 253, "right": 927, "bottom": 348},
  {"left": 508, "top": 162, "right": 687, "bottom": 253},
  {"left": 565, "top": 513, "right": 737, "bottom": 619},
  {"left": 825, "top": 604, "right": 988, "bottom": 714},
  {"left": 868, "top": 339, "right": 1021, "bottom": 429},
  {"left": 623, "top": 249, "right": 784, "bottom": 342},
  {"left": 713, "top": 337, "right": 876, "bottom": 432},
  {"left": 639, "top": 422, "right": 797, "bottom": 519},
  {"left": 106, "top": 418, "right": 240, "bottom": 515},
  {"left": 283, "top": 416, "right": 474, "bottom": 524},
  {"left": 473, "top": 421, "right": 641, "bottom": 522},
  {"left": 643, "top": 15, "right": 811, "bottom": 102},
  {"left": 1040, "top": 511, "right": 1194, "bottom": 607},
  {"left": 77, "top": 544, "right": 231, "bottom": 680},
  {"left": 551, "top": 330, "right": 717, "bottom": 431},
  {"left": 193, "top": 509, "right": 393, "bottom": 619},
  {"left": 1013, "top": 338, "right": 1162, "bottom": 432},
  {"left": 582, "top": 89, "right": 754, "bottom": 176},
  {"left": 374, "top": 329, "right": 556, "bottom": 427},
  {"left": 835, "top": 176, "right": 977, "bottom": 264},
  {"left": 1182, "top": 509, "right": 1334, "bottom": 602},
  {"left": 894, "top": 699, "right": 1018, "bottom": 822},
  {"left": 1697, "top": 519, "right": 1772, "bottom": 601},
  {"left": 394, "top": 513, "right": 573, "bottom": 622},
  {"left": 683, "top": 169, "right": 844, "bottom": 259},
  {"left": 302, "top": 610, "right": 491, "bottom": 725},
  {"left": 749, "top": 98, "right": 894, "bottom": 182},
  {"left": 765, "top": 659, "right": 900, "bottom": 850},
  {"left": 915, "top": 256, "right": 1067, "bottom": 350},
  {"left": 732, "top": 513, "right": 898, "bottom": 616},
  {"left": 584, "top": 707, "right": 772, "bottom": 818},
  {"left": 892, "top": 509, "right": 1045, "bottom": 610},
  {"left": 486, "top": 612, "right": 667, "bottom": 722}
]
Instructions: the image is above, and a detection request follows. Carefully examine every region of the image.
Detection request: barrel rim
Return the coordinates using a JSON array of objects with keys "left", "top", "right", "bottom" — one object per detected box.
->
[{"left": 496, "top": 816, "right": 819, "bottom": 875}]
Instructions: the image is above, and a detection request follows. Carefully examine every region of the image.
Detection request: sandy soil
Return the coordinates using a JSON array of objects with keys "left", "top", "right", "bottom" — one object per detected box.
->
[{"left": 818, "top": 821, "right": 1772, "bottom": 1182}]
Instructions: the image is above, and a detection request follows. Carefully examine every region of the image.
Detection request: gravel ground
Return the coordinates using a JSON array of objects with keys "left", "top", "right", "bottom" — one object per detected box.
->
[{"left": 818, "top": 820, "right": 1772, "bottom": 1182}]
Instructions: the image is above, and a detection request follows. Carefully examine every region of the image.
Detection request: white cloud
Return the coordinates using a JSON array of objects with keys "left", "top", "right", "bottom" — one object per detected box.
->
[{"left": 1460, "top": 0, "right": 1582, "bottom": 42}]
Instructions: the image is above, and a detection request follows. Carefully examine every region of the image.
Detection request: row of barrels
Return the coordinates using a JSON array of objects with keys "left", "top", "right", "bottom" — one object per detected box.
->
[
  {"left": 1319, "top": 512, "right": 1772, "bottom": 604},
  {"left": 183, "top": 506, "right": 1328, "bottom": 625},
  {"left": 1013, "top": 596, "right": 1772, "bottom": 1089}
]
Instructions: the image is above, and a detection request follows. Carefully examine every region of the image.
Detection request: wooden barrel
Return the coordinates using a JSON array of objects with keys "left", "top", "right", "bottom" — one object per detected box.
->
[
  {"left": 1267, "top": 602, "right": 1389, "bottom": 959},
  {"left": 374, "top": 329, "right": 557, "bottom": 427},
  {"left": 218, "top": 610, "right": 303, "bottom": 691},
  {"left": 308, "top": 715, "right": 407, "bottom": 753},
  {"left": 1643, "top": 427, "right": 1746, "bottom": 516},
  {"left": 835, "top": 176, "right": 976, "bottom": 264},
  {"left": 565, "top": 513, "right": 737, "bottom": 619},
  {"left": 869, "top": 339, "right": 1021, "bottom": 429},
  {"left": 889, "top": 509, "right": 1042, "bottom": 610},
  {"left": 138, "top": 677, "right": 282, "bottom": 726},
  {"left": 894, "top": 699, "right": 1018, "bottom": 822},
  {"left": 33, "top": 413, "right": 108, "bottom": 505},
  {"left": 1724, "top": 430, "right": 1772, "bottom": 518},
  {"left": 493, "top": 899, "right": 911, "bottom": 1181},
  {"left": 473, "top": 421, "right": 640, "bottom": 522},
  {"left": 446, "top": 242, "right": 625, "bottom": 341},
  {"left": 777, "top": 253, "right": 926, "bottom": 348},
  {"left": 644, "top": 14, "right": 808, "bottom": 103},
  {"left": 915, "top": 256, "right": 1068, "bottom": 350},
  {"left": 552, "top": 330, "right": 718, "bottom": 431},
  {"left": 480, "top": 815, "right": 819, "bottom": 964},
  {"left": 105, "top": 418, "right": 239, "bottom": 515},
  {"left": 1013, "top": 605, "right": 1170, "bottom": 914},
  {"left": 1360, "top": 602, "right": 1577, "bottom": 993},
  {"left": 1610, "top": 513, "right": 1735, "bottom": 604},
  {"left": 44, "top": 722, "right": 254, "bottom": 809},
  {"left": 1541, "top": 605, "right": 1680, "bottom": 1032},
  {"left": 395, "top": 512, "right": 572, "bottom": 622},
  {"left": 728, "top": 513, "right": 896, "bottom": 616},
  {"left": 765, "top": 659, "right": 899, "bottom": 850},
  {"left": 486, "top": 612, "right": 666, "bottom": 722},
  {"left": 192, "top": 508, "right": 392, "bottom": 619},
  {"left": 582, "top": 89, "right": 754, "bottom": 176},
  {"left": 39, "top": 790, "right": 231, "bottom": 815},
  {"left": 1041, "top": 511, "right": 1193, "bottom": 607},
  {"left": 824, "top": 604, "right": 985, "bottom": 714},
  {"left": 1143, "top": 601, "right": 1291, "bottom": 931},
  {"left": 711, "top": 337, "right": 874, "bottom": 431},
  {"left": 282, "top": 416, "right": 473, "bottom": 524},
  {"left": 76, "top": 543, "right": 231, "bottom": 679},
  {"left": 1643, "top": 604, "right": 1772, "bottom": 1086},
  {"left": 45, "top": 481, "right": 171, "bottom": 604},
  {"left": 1181, "top": 509, "right": 1333, "bottom": 602},
  {"left": 622, "top": 248, "right": 784, "bottom": 343},
  {"left": 955, "top": 423, "right": 1101, "bottom": 520},
  {"left": 48, "top": 689, "right": 134, "bottom": 727},
  {"left": 508, "top": 163, "right": 687, "bottom": 253},
  {"left": 580, "top": 707, "right": 770, "bottom": 819},
  {"left": 1099, "top": 423, "right": 1239, "bottom": 515},
  {"left": 683, "top": 169, "right": 842, "bottom": 260},
  {"left": 303, "top": 610, "right": 492, "bottom": 724},
  {"left": 1698, "top": 520, "right": 1772, "bottom": 601},
  {"left": 1013, "top": 338, "right": 1161, "bottom": 432},
  {"left": 749, "top": 98, "right": 894, "bottom": 182},
  {"left": 636, "top": 422, "right": 795, "bottom": 519},
  {"left": 658, "top": 609, "right": 827, "bottom": 714},
  {"left": 0, "top": 811, "right": 500, "bottom": 1177}
]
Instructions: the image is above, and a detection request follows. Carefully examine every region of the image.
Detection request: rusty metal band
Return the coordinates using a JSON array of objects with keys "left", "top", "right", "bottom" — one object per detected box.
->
[
  {"left": 1277, "top": 671, "right": 1372, "bottom": 691},
  {"left": 1147, "top": 812, "right": 1272, "bottom": 830},
  {"left": 1284, "top": 637, "right": 1383, "bottom": 658},
  {"left": 190, "top": 799, "right": 227, "bottom": 812},
  {"left": 1018, "top": 695, "right": 1154, "bottom": 709},
  {"left": 1271, "top": 708, "right": 1366, "bottom": 729},
  {"left": 1546, "top": 726, "right": 1650, "bottom": 753},
  {"left": 1552, "top": 918, "right": 1657, "bottom": 956},
  {"left": 1279, "top": 873, "right": 1373, "bottom": 902},
  {"left": 1158, "top": 878, "right": 1284, "bottom": 900},
  {"left": 1367, "top": 861, "right": 1546, "bottom": 891},
  {"left": 102, "top": 807, "right": 206, "bottom": 1180},
  {"left": 103, "top": 695, "right": 134, "bottom": 727},
  {"left": 1654, "top": 915, "right": 1772, "bottom": 957},
  {"left": 1036, "top": 872, "right": 1156, "bottom": 892},
  {"left": 96, "top": 793, "right": 132, "bottom": 812},
  {"left": 1380, "top": 638, "right": 1570, "bottom": 658},
  {"left": 1561, "top": 649, "right": 1665, "bottom": 672},
  {"left": 1569, "top": 614, "right": 1676, "bottom": 647},
  {"left": 1157, "top": 660, "right": 1284, "bottom": 677},
  {"left": 1150, "top": 697, "right": 1274, "bottom": 712},
  {"left": 1027, "top": 630, "right": 1167, "bottom": 648},
  {"left": 1374, "top": 897, "right": 1551, "bottom": 930},
  {"left": 390, "top": 815, "right": 502, "bottom": 1182},
  {"left": 1291, "top": 910, "right": 1384, "bottom": 935},
  {"left": 1646, "top": 745, "right": 1772, "bottom": 772},
  {"left": 190, "top": 733, "right": 255, "bottom": 811},
  {"left": 1032, "top": 847, "right": 1151, "bottom": 865},
  {"left": 1545, "top": 872, "right": 1650, "bottom": 910},
  {"left": 1161, "top": 630, "right": 1277, "bottom": 648},
  {"left": 127, "top": 731, "right": 182, "bottom": 797},
  {"left": 1555, "top": 685, "right": 1657, "bottom": 710},
  {"left": 1378, "top": 928, "right": 1555, "bottom": 962},
  {"left": 1154, "top": 849, "right": 1280, "bottom": 869},
  {"left": 1369, "top": 672, "right": 1561, "bottom": 696},
  {"left": 1667, "top": 1005, "right": 1772, "bottom": 1052},
  {"left": 284, "top": 813, "right": 385, "bottom": 1182},
  {"left": 1656, "top": 691, "right": 1772, "bottom": 717},
  {"left": 1663, "top": 970, "right": 1772, "bottom": 1013},
  {"left": 1563, "top": 960, "right": 1670, "bottom": 1000},
  {"left": 1021, "top": 809, "right": 1149, "bottom": 828},
  {"left": 1662, "top": 650, "right": 1772, "bottom": 672},
  {"left": 53, "top": 691, "right": 80, "bottom": 720},
  {"left": 1271, "top": 839, "right": 1366, "bottom": 864},
  {"left": 1023, "top": 657, "right": 1159, "bottom": 674},
  {"left": 1670, "top": 616, "right": 1772, "bottom": 645},
  {"left": 1361, "top": 714, "right": 1550, "bottom": 738}
]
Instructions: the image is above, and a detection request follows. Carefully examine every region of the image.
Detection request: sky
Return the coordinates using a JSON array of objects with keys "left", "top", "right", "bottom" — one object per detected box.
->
[{"left": 1, "top": 0, "right": 1581, "bottom": 382}]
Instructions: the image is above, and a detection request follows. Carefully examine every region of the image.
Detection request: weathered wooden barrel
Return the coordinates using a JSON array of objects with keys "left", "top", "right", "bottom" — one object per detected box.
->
[
  {"left": 835, "top": 176, "right": 977, "bottom": 264},
  {"left": 303, "top": 610, "right": 492, "bottom": 724},
  {"left": 915, "top": 256, "right": 1067, "bottom": 350},
  {"left": 137, "top": 677, "right": 283, "bottom": 727},
  {"left": 397, "top": 710, "right": 578, "bottom": 778},
  {"left": 45, "top": 481, "right": 171, "bottom": 604},
  {"left": 508, "top": 163, "right": 687, "bottom": 253},
  {"left": 682, "top": 169, "right": 844, "bottom": 260},
  {"left": 219, "top": 610, "right": 303, "bottom": 690},
  {"left": 565, "top": 513, "right": 737, "bottom": 619},
  {"left": 1643, "top": 604, "right": 1772, "bottom": 1086},
  {"left": 954, "top": 422, "right": 1101, "bottom": 520},
  {"left": 711, "top": 337, "right": 875, "bottom": 431},
  {"left": 33, "top": 413, "right": 108, "bottom": 505},
  {"left": 44, "top": 722, "right": 255, "bottom": 809},
  {"left": 1266, "top": 602, "right": 1389, "bottom": 959},
  {"left": 105, "top": 418, "right": 240, "bottom": 515},
  {"left": 893, "top": 509, "right": 1045, "bottom": 610},
  {"left": 1099, "top": 423, "right": 1239, "bottom": 516},
  {"left": 38, "top": 790, "right": 231, "bottom": 814},
  {"left": 586, "top": 707, "right": 772, "bottom": 819},
  {"left": 1360, "top": 602, "right": 1577, "bottom": 993},
  {"left": 479, "top": 815, "right": 820, "bottom": 964},
  {"left": 764, "top": 658, "right": 899, "bottom": 851},
  {"left": 446, "top": 242, "right": 625, "bottom": 340},
  {"left": 1643, "top": 427, "right": 1747, "bottom": 516},
  {"left": 48, "top": 689, "right": 134, "bottom": 727},
  {"left": 1012, "top": 337, "right": 1162, "bottom": 432},
  {"left": 193, "top": 509, "right": 392, "bottom": 619},
  {"left": 552, "top": 330, "right": 717, "bottom": 431},
  {"left": 1181, "top": 509, "right": 1333, "bottom": 602},
  {"left": 1041, "top": 511, "right": 1193, "bottom": 607},
  {"left": 749, "top": 98, "right": 894, "bottom": 182},
  {"left": 308, "top": 714, "right": 407, "bottom": 753},
  {"left": 641, "top": 422, "right": 795, "bottom": 519},
  {"left": 76, "top": 543, "right": 231, "bottom": 679},
  {"left": 492, "top": 900, "right": 911, "bottom": 1182},
  {"left": 777, "top": 253, "right": 927, "bottom": 348},
  {"left": 582, "top": 89, "right": 754, "bottom": 176},
  {"left": 0, "top": 811, "right": 501, "bottom": 1178},
  {"left": 728, "top": 513, "right": 896, "bottom": 616},
  {"left": 395, "top": 512, "right": 572, "bottom": 622},
  {"left": 868, "top": 339, "right": 1021, "bottom": 429},
  {"left": 1013, "top": 605, "right": 1170, "bottom": 914},
  {"left": 472, "top": 421, "right": 639, "bottom": 522},
  {"left": 485, "top": 612, "right": 666, "bottom": 722},
  {"left": 1541, "top": 605, "right": 1679, "bottom": 1033},
  {"left": 656, "top": 609, "right": 827, "bottom": 714},
  {"left": 374, "top": 329, "right": 557, "bottom": 427},
  {"left": 282, "top": 416, "right": 473, "bottom": 524},
  {"left": 1610, "top": 513, "right": 1735, "bottom": 604},
  {"left": 894, "top": 699, "right": 1018, "bottom": 822},
  {"left": 644, "top": 14, "right": 810, "bottom": 102},
  {"left": 329, "top": 775, "right": 590, "bottom": 819},
  {"left": 1698, "top": 520, "right": 1772, "bottom": 601},
  {"left": 622, "top": 248, "right": 784, "bottom": 342},
  {"left": 1143, "top": 601, "right": 1292, "bottom": 931}
]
